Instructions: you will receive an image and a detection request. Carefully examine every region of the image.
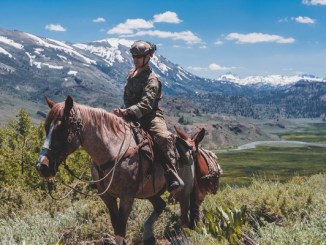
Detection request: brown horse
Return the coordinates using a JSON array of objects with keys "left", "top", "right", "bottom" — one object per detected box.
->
[
  {"left": 175, "top": 127, "right": 222, "bottom": 227},
  {"left": 36, "top": 96, "right": 206, "bottom": 245}
]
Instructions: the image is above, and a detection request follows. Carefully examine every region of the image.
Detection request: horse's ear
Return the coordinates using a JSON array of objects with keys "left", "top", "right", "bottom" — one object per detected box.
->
[
  {"left": 174, "top": 126, "right": 189, "bottom": 140},
  {"left": 45, "top": 96, "right": 55, "bottom": 108},
  {"left": 64, "top": 95, "right": 74, "bottom": 115},
  {"left": 193, "top": 128, "right": 205, "bottom": 146}
]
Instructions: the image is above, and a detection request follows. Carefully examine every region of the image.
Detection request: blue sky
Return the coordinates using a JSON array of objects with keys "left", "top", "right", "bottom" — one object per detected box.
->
[{"left": 1, "top": 0, "right": 326, "bottom": 79}]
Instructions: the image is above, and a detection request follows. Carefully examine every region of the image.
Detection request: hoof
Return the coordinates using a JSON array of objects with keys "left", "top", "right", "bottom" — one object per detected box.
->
[
  {"left": 101, "top": 233, "right": 117, "bottom": 245},
  {"left": 143, "top": 236, "right": 155, "bottom": 245}
]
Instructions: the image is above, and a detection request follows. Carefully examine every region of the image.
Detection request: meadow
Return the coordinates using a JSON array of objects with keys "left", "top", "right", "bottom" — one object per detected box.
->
[
  {"left": 217, "top": 144, "right": 326, "bottom": 187},
  {"left": 216, "top": 120, "right": 326, "bottom": 186},
  {"left": 0, "top": 112, "right": 325, "bottom": 244}
]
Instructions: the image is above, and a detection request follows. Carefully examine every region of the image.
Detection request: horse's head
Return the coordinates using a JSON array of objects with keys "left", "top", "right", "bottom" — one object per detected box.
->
[
  {"left": 175, "top": 126, "right": 209, "bottom": 177},
  {"left": 174, "top": 126, "right": 205, "bottom": 152},
  {"left": 36, "top": 95, "right": 82, "bottom": 178},
  {"left": 175, "top": 127, "right": 221, "bottom": 195}
]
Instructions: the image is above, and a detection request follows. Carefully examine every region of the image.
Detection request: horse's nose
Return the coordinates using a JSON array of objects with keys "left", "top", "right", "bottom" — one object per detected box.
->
[
  {"left": 36, "top": 159, "right": 53, "bottom": 178},
  {"left": 36, "top": 155, "right": 50, "bottom": 172},
  {"left": 36, "top": 162, "right": 44, "bottom": 172}
]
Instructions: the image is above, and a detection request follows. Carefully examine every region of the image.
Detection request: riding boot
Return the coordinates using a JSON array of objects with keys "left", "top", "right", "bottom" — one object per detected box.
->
[{"left": 164, "top": 167, "right": 184, "bottom": 194}]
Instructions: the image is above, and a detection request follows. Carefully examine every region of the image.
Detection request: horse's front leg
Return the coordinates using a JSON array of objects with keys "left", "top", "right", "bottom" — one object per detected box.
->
[
  {"left": 143, "top": 196, "right": 166, "bottom": 245},
  {"left": 189, "top": 189, "right": 201, "bottom": 229},
  {"left": 177, "top": 164, "right": 194, "bottom": 227},
  {"left": 97, "top": 193, "right": 121, "bottom": 235},
  {"left": 179, "top": 195, "right": 191, "bottom": 227},
  {"left": 93, "top": 167, "right": 125, "bottom": 244},
  {"left": 115, "top": 195, "right": 135, "bottom": 245}
]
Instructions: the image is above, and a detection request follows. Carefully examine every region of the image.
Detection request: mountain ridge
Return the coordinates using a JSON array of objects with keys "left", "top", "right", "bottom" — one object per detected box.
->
[
  {"left": 216, "top": 73, "right": 326, "bottom": 86},
  {"left": 0, "top": 27, "right": 325, "bottom": 121}
]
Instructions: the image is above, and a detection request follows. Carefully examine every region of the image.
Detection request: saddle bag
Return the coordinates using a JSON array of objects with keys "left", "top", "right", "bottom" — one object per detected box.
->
[{"left": 196, "top": 146, "right": 223, "bottom": 194}]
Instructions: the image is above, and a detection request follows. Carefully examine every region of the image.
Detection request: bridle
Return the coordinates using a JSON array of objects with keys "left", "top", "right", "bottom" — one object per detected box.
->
[
  {"left": 42, "top": 108, "right": 83, "bottom": 158},
  {"left": 45, "top": 108, "right": 131, "bottom": 199},
  {"left": 66, "top": 107, "right": 84, "bottom": 145}
]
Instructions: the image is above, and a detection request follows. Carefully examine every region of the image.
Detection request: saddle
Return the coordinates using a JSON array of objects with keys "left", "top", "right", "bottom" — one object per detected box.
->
[
  {"left": 124, "top": 123, "right": 155, "bottom": 163},
  {"left": 124, "top": 123, "right": 181, "bottom": 177},
  {"left": 124, "top": 123, "right": 169, "bottom": 193},
  {"left": 196, "top": 146, "right": 223, "bottom": 194}
]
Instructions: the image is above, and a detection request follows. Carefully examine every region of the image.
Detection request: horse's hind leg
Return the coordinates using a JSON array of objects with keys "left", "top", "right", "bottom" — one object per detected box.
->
[{"left": 143, "top": 196, "right": 166, "bottom": 245}]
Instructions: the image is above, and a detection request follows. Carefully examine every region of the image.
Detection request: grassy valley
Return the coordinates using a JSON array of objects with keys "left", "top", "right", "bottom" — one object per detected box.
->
[
  {"left": 214, "top": 118, "right": 326, "bottom": 186},
  {"left": 0, "top": 107, "right": 325, "bottom": 244}
]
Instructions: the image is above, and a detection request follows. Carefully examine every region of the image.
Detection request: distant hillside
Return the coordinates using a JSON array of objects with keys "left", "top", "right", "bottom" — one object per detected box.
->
[{"left": 193, "top": 80, "right": 326, "bottom": 120}]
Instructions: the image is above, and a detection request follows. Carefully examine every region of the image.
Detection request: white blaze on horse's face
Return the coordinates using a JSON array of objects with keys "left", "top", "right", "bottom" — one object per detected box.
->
[
  {"left": 36, "top": 121, "right": 62, "bottom": 177},
  {"left": 38, "top": 122, "right": 54, "bottom": 166},
  {"left": 43, "top": 122, "right": 54, "bottom": 150}
]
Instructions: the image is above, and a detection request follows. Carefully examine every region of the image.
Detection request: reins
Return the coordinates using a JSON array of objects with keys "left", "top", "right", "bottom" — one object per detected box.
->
[{"left": 46, "top": 113, "right": 132, "bottom": 199}]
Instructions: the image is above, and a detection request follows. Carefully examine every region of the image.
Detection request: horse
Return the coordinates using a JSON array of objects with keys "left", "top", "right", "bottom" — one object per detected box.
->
[
  {"left": 174, "top": 127, "right": 222, "bottom": 227},
  {"left": 36, "top": 95, "right": 206, "bottom": 245}
]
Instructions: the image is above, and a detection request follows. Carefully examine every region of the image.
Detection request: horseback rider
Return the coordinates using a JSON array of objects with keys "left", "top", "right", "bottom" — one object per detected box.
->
[{"left": 113, "top": 40, "right": 184, "bottom": 194}]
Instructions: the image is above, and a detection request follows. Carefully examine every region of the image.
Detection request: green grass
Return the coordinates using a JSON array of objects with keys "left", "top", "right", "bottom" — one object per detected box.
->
[
  {"left": 275, "top": 122, "right": 326, "bottom": 144},
  {"left": 1, "top": 174, "right": 326, "bottom": 244},
  {"left": 214, "top": 120, "right": 326, "bottom": 187},
  {"left": 0, "top": 117, "right": 325, "bottom": 244},
  {"left": 216, "top": 145, "right": 326, "bottom": 187},
  {"left": 202, "top": 174, "right": 326, "bottom": 244}
]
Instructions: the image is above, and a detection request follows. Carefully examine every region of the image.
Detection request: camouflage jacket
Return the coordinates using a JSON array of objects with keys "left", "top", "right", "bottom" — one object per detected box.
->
[{"left": 124, "top": 66, "right": 163, "bottom": 124}]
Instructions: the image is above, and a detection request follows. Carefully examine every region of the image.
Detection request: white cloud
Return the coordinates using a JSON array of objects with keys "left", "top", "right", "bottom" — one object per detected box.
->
[
  {"left": 188, "top": 63, "right": 235, "bottom": 71},
  {"left": 107, "top": 18, "right": 153, "bottom": 35},
  {"left": 293, "top": 16, "right": 315, "bottom": 24},
  {"left": 302, "top": 0, "right": 326, "bottom": 5},
  {"left": 153, "top": 11, "right": 182, "bottom": 23},
  {"left": 226, "top": 32, "right": 295, "bottom": 44},
  {"left": 45, "top": 24, "right": 66, "bottom": 32},
  {"left": 208, "top": 63, "right": 236, "bottom": 71},
  {"left": 107, "top": 13, "right": 200, "bottom": 45},
  {"left": 278, "top": 17, "right": 289, "bottom": 23},
  {"left": 93, "top": 17, "right": 106, "bottom": 23},
  {"left": 188, "top": 66, "right": 206, "bottom": 71},
  {"left": 214, "top": 40, "right": 223, "bottom": 45},
  {"left": 128, "top": 30, "right": 202, "bottom": 44}
]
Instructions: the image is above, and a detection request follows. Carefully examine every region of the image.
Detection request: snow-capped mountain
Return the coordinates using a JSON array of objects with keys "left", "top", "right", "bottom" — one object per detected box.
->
[
  {"left": 216, "top": 73, "right": 326, "bottom": 86},
  {"left": 0, "top": 27, "right": 226, "bottom": 102},
  {"left": 0, "top": 27, "right": 325, "bottom": 120}
]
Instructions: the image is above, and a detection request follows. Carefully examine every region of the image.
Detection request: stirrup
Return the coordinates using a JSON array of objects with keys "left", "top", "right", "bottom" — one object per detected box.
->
[
  {"left": 165, "top": 169, "right": 184, "bottom": 194},
  {"left": 168, "top": 181, "right": 184, "bottom": 194}
]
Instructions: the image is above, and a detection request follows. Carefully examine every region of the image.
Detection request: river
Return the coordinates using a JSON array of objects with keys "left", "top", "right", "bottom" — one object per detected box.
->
[{"left": 236, "top": 140, "right": 326, "bottom": 150}]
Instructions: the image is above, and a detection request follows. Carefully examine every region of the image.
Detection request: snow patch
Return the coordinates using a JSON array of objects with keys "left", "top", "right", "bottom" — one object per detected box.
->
[
  {"left": 33, "top": 48, "right": 44, "bottom": 55},
  {"left": 151, "top": 55, "right": 169, "bottom": 73},
  {"left": 68, "top": 70, "right": 78, "bottom": 76},
  {"left": 216, "top": 73, "right": 326, "bottom": 86},
  {"left": 57, "top": 54, "right": 67, "bottom": 60},
  {"left": 0, "top": 47, "right": 12, "bottom": 58},
  {"left": 0, "top": 36, "right": 24, "bottom": 49},
  {"left": 74, "top": 43, "right": 124, "bottom": 65},
  {"left": 24, "top": 33, "right": 96, "bottom": 65},
  {"left": 25, "top": 52, "right": 41, "bottom": 68},
  {"left": 94, "top": 38, "right": 133, "bottom": 48},
  {"left": 44, "top": 64, "right": 63, "bottom": 69}
]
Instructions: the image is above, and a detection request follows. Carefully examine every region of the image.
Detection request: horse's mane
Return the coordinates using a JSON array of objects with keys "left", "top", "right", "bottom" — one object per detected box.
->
[
  {"left": 78, "top": 103, "right": 126, "bottom": 135},
  {"left": 45, "top": 101, "right": 126, "bottom": 135}
]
